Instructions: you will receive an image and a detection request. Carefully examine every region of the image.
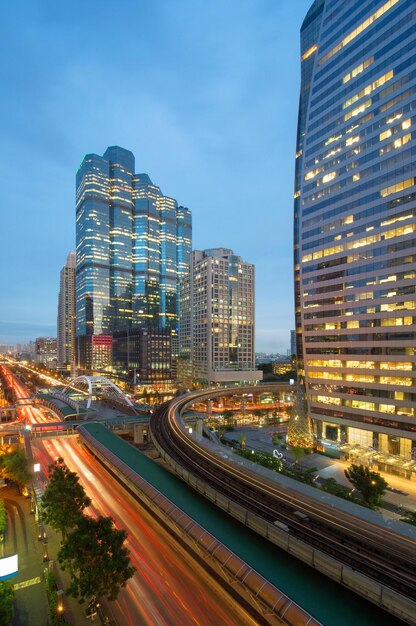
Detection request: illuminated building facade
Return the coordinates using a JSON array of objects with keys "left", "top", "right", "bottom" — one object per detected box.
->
[
  {"left": 112, "top": 328, "right": 172, "bottom": 383},
  {"left": 295, "top": 0, "right": 416, "bottom": 466},
  {"left": 180, "top": 248, "right": 262, "bottom": 385},
  {"left": 76, "top": 334, "right": 112, "bottom": 372},
  {"left": 35, "top": 337, "right": 58, "bottom": 367},
  {"left": 76, "top": 146, "right": 191, "bottom": 370},
  {"left": 57, "top": 252, "right": 76, "bottom": 372}
]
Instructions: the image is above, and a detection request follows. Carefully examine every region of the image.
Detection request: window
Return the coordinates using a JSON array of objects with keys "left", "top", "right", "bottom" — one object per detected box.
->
[
  {"left": 319, "top": 0, "right": 400, "bottom": 64},
  {"left": 343, "top": 57, "right": 374, "bottom": 84}
]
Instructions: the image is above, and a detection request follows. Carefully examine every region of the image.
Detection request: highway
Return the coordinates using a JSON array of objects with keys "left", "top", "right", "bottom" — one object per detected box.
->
[
  {"left": 150, "top": 393, "right": 416, "bottom": 601},
  {"left": 33, "top": 436, "right": 261, "bottom": 626},
  {"left": 5, "top": 366, "right": 264, "bottom": 626}
]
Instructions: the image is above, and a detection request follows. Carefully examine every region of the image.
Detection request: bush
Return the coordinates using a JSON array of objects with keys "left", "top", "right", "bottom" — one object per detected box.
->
[
  {"left": 0, "top": 501, "right": 6, "bottom": 536},
  {"left": 0, "top": 582, "right": 14, "bottom": 626},
  {"left": 400, "top": 511, "right": 416, "bottom": 526},
  {"left": 320, "top": 478, "right": 371, "bottom": 508},
  {"left": 45, "top": 572, "right": 67, "bottom": 626}
]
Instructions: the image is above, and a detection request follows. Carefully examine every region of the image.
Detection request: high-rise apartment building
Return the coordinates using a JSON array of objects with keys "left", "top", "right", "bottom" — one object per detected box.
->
[
  {"left": 180, "top": 248, "right": 262, "bottom": 385},
  {"left": 295, "top": 0, "right": 415, "bottom": 470},
  {"left": 57, "top": 252, "right": 76, "bottom": 371},
  {"left": 75, "top": 146, "right": 191, "bottom": 371}
]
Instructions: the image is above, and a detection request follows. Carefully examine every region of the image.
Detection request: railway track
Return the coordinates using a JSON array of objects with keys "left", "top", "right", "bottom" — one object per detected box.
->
[{"left": 150, "top": 398, "right": 416, "bottom": 602}]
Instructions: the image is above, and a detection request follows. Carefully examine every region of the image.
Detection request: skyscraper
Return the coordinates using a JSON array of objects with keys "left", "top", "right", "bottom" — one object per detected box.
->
[
  {"left": 76, "top": 146, "right": 191, "bottom": 371},
  {"left": 180, "top": 248, "right": 262, "bottom": 385},
  {"left": 57, "top": 252, "right": 76, "bottom": 372},
  {"left": 295, "top": 0, "right": 415, "bottom": 472}
]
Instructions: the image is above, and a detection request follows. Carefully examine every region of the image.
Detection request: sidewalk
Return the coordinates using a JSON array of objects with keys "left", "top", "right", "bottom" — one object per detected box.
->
[
  {"left": 1, "top": 486, "right": 49, "bottom": 626},
  {"left": 42, "top": 520, "right": 94, "bottom": 626},
  {"left": 32, "top": 474, "right": 98, "bottom": 626}
]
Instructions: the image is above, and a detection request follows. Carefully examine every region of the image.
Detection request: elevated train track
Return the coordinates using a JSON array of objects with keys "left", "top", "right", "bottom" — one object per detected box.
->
[{"left": 150, "top": 390, "right": 416, "bottom": 623}]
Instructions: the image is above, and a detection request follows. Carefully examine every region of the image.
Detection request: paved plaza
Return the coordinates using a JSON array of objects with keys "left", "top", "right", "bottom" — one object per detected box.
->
[{"left": 223, "top": 426, "right": 416, "bottom": 516}]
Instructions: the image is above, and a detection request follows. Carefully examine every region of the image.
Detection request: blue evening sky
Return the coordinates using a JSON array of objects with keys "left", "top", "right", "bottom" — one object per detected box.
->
[{"left": 0, "top": 0, "right": 312, "bottom": 352}]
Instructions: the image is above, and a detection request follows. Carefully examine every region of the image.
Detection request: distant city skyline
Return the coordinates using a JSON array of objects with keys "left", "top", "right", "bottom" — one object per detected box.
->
[{"left": 0, "top": 0, "right": 312, "bottom": 352}]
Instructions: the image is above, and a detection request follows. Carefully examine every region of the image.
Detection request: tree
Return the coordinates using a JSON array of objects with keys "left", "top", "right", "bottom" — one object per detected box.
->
[
  {"left": 344, "top": 464, "right": 388, "bottom": 508},
  {"left": 41, "top": 458, "right": 91, "bottom": 540},
  {"left": 0, "top": 582, "right": 14, "bottom": 625},
  {"left": 58, "top": 515, "right": 135, "bottom": 604},
  {"left": 0, "top": 449, "right": 32, "bottom": 492},
  {"left": 238, "top": 434, "right": 246, "bottom": 449},
  {"left": 291, "top": 446, "right": 306, "bottom": 466}
]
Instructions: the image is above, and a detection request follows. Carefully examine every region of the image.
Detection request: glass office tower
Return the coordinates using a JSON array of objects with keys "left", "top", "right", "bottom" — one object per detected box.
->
[
  {"left": 295, "top": 0, "right": 415, "bottom": 471},
  {"left": 76, "top": 146, "right": 191, "bottom": 369}
]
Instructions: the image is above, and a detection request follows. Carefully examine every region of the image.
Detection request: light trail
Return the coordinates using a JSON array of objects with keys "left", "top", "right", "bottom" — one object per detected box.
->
[
  {"left": 9, "top": 368, "right": 261, "bottom": 626},
  {"left": 34, "top": 436, "right": 260, "bottom": 626},
  {"left": 149, "top": 392, "right": 416, "bottom": 599},
  {"left": 168, "top": 395, "right": 416, "bottom": 553}
]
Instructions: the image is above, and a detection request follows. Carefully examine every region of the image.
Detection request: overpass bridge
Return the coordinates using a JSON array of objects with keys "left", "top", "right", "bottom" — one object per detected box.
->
[
  {"left": 28, "top": 415, "right": 150, "bottom": 440},
  {"left": 148, "top": 386, "right": 416, "bottom": 625},
  {"left": 72, "top": 421, "right": 406, "bottom": 626},
  {"left": 19, "top": 383, "right": 414, "bottom": 624}
]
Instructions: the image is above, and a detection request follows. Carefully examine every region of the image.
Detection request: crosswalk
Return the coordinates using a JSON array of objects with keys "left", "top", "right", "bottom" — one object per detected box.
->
[{"left": 13, "top": 576, "right": 41, "bottom": 590}]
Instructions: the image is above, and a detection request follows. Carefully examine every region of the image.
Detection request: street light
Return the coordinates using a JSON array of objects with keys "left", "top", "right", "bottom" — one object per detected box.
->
[{"left": 56, "top": 590, "right": 64, "bottom": 614}]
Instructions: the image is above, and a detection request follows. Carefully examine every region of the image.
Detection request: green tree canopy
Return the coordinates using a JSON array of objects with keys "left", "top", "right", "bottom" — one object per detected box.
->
[
  {"left": 0, "top": 448, "right": 32, "bottom": 490},
  {"left": 290, "top": 446, "right": 306, "bottom": 466},
  {"left": 58, "top": 515, "right": 135, "bottom": 604},
  {"left": 41, "top": 458, "right": 91, "bottom": 540},
  {"left": 345, "top": 464, "right": 388, "bottom": 508},
  {"left": 0, "top": 582, "right": 14, "bottom": 626}
]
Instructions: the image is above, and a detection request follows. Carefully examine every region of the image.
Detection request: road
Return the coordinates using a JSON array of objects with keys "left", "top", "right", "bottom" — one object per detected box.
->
[
  {"left": 5, "top": 366, "right": 260, "bottom": 626},
  {"left": 33, "top": 436, "right": 259, "bottom": 626}
]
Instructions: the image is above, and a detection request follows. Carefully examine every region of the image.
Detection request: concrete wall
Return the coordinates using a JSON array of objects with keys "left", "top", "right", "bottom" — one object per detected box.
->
[
  {"left": 77, "top": 428, "right": 321, "bottom": 626},
  {"left": 153, "top": 440, "right": 416, "bottom": 626}
]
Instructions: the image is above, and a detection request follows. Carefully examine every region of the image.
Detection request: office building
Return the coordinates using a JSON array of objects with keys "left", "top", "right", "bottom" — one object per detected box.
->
[
  {"left": 75, "top": 146, "right": 191, "bottom": 371},
  {"left": 295, "top": 0, "right": 415, "bottom": 472},
  {"left": 112, "top": 328, "right": 172, "bottom": 383},
  {"left": 35, "top": 337, "right": 57, "bottom": 367},
  {"left": 180, "top": 248, "right": 262, "bottom": 385},
  {"left": 57, "top": 251, "right": 76, "bottom": 372},
  {"left": 76, "top": 334, "right": 112, "bottom": 373},
  {"left": 290, "top": 330, "right": 297, "bottom": 357}
]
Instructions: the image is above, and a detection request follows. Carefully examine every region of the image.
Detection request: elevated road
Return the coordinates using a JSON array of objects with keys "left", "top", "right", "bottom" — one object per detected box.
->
[{"left": 150, "top": 389, "right": 416, "bottom": 623}]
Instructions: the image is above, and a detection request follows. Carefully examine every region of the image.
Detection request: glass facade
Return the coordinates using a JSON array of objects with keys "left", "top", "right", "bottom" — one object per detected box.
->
[
  {"left": 112, "top": 328, "right": 172, "bottom": 382},
  {"left": 295, "top": 1, "right": 416, "bottom": 457},
  {"left": 76, "top": 146, "right": 191, "bottom": 369}
]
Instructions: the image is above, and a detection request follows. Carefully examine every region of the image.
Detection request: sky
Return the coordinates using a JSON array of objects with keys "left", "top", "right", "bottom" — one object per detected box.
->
[{"left": 0, "top": 0, "right": 312, "bottom": 352}]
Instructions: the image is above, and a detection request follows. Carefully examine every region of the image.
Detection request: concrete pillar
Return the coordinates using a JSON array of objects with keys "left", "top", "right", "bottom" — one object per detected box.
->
[
  {"left": 195, "top": 418, "right": 203, "bottom": 439},
  {"left": 133, "top": 424, "right": 144, "bottom": 444},
  {"left": 240, "top": 398, "right": 246, "bottom": 416},
  {"left": 206, "top": 400, "right": 212, "bottom": 415}
]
